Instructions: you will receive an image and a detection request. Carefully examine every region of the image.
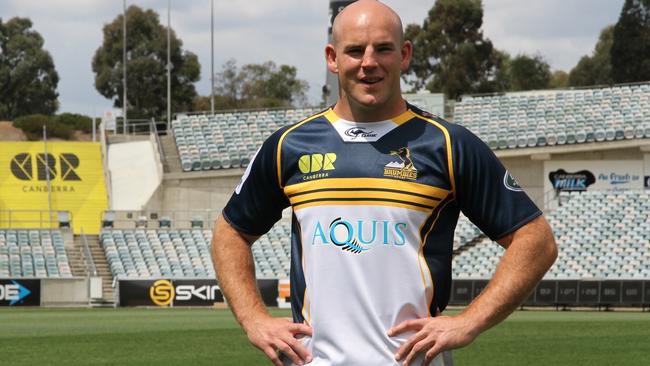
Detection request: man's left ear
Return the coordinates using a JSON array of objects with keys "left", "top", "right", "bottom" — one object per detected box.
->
[{"left": 400, "top": 40, "right": 413, "bottom": 72}]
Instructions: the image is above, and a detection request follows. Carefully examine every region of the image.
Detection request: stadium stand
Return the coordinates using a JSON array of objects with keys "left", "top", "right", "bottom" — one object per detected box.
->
[
  {"left": 453, "top": 83, "right": 650, "bottom": 150},
  {"left": 101, "top": 228, "right": 214, "bottom": 278},
  {"left": 0, "top": 229, "right": 73, "bottom": 278},
  {"left": 172, "top": 108, "right": 323, "bottom": 171},
  {"left": 100, "top": 220, "right": 292, "bottom": 279},
  {"left": 452, "top": 190, "right": 650, "bottom": 279},
  {"left": 454, "top": 214, "right": 482, "bottom": 250}
]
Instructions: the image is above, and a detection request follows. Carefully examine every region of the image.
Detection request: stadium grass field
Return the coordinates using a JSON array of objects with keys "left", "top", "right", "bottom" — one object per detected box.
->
[{"left": 1, "top": 308, "right": 648, "bottom": 365}]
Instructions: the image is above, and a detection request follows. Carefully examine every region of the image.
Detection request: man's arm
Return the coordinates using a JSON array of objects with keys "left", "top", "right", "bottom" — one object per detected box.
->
[
  {"left": 211, "top": 215, "right": 312, "bottom": 366},
  {"left": 388, "top": 215, "right": 557, "bottom": 366}
]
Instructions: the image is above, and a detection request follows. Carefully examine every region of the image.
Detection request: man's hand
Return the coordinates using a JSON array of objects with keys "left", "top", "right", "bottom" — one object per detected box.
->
[
  {"left": 244, "top": 315, "right": 313, "bottom": 366},
  {"left": 387, "top": 314, "right": 477, "bottom": 366}
]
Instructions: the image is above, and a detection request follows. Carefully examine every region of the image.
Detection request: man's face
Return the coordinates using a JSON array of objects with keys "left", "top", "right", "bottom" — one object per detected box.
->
[{"left": 326, "top": 16, "right": 411, "bottom": 112}]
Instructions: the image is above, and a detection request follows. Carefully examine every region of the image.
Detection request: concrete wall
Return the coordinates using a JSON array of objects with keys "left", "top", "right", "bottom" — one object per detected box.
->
[
  {"left": 41, "top": 278, "right": 88, "bottom": 306},
  {"left": 550, "top": 147, "right": 643, "bottom": 161},
  {"left": 144, "top": 173, "right": 242, "bottom": 213},
  {"left": 108, "top": 140, "right": 163, "bottom": 210}
]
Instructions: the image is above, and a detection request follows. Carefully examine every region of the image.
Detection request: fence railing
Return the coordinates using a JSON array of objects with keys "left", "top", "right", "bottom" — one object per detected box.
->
[
  {"left": 102, "top": 209, "right": 220, "bottom": 230},
  {"left": 0, "top": 210, "right": 70, "bottom": 229},
  {"left": 80, "top": 229, "right": 97, "bottom": 277}
]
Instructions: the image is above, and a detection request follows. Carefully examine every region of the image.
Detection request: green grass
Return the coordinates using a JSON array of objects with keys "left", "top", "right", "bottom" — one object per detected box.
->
[{"left": 0, "top": 308, "right": 648, "bottom": 365}]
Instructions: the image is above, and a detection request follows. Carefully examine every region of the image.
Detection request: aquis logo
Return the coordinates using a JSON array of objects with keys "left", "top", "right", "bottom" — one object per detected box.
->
[{"left": 310, "top": 217, "right": 408, "bottom": 254}]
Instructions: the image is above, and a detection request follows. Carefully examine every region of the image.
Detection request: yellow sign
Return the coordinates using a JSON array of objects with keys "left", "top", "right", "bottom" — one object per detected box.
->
[
  {"left": 0, "top": 142, "right": 108, "bottom": 234},
  {"left": 150, "top": 280, "right": 174, "bottom": 306}
]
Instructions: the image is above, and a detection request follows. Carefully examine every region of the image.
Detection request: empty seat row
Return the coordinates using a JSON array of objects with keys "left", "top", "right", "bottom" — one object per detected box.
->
[
  {"left": 452, "top": 190, "right": 650, "bottom": 279},
  {"left": 0, "top": 229, "right": 72, "bottom": 278},
  {"left": 454, "top": 84, "right": 650, "bottom": 150}
]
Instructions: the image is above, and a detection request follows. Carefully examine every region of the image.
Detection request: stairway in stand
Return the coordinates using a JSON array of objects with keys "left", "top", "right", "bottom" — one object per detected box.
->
[
  {"left": 75, "top": 234, "right": 116, "bottom": 307},
  {"left": 159, "top": 134, "right": 181, "bottom": 173}
]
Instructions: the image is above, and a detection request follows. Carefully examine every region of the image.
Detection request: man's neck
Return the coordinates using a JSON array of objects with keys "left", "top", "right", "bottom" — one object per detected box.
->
[{"left": 333, "top": 96, "right": 408, "bottom": 122}]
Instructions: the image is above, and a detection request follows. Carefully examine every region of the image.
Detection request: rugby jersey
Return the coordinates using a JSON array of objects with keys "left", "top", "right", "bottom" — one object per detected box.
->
[{"left": 223, "top": 103, "right": 541, "bottom": 366}]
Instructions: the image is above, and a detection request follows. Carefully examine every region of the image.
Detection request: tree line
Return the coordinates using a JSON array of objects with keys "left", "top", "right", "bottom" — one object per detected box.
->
[
  {"left": 404, "top": 0, "right": 650, "bottom": 99},
  {"left": 1, "top": 0, "right": 650, "bottom": 122}
]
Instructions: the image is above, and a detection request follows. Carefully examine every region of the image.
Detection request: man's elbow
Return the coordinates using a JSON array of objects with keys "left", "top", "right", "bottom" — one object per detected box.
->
[{"left": 540, "top": 223, "right": 558, "bottom": 270}]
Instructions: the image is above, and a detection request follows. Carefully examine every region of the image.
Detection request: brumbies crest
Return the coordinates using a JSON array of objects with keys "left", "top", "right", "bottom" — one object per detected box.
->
[{"left": 384, "top": 147, "right": 417, "bottom": 180}]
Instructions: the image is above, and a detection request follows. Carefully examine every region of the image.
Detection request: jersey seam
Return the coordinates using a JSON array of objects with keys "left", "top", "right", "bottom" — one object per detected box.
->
[
  {"left": 418, "top": 193, "right": 454, "bottom": 315},
  {"left": 276, "top": 110, "right": 330, "bottom": 188},
  {"left": 410, "top": 110, "right": 457, "bottom": 200}
]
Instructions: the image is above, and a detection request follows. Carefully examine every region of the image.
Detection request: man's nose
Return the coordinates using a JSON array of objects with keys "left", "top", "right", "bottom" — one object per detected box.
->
[{"left": 361, "top": 49, "right": 378, "bottom": 68}]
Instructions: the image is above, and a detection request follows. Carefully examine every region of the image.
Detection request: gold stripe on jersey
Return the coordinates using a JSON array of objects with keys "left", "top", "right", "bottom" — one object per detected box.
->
[
  {"left": 323, "top": 109, "right": 338, "bottom": 123},
  {"left": 276, "top": 110, "right": 330, "bottom": 188},
  {"left": 289, "top": 190, "right": 440, "bottom": 210},
  {"left": 418, "top": 193, "right": 455, "bottom": 314},
  {"left": 284, "top": 177, "right": 450, "bottom": 201},
  {"left": 411, "top": 110, "right": 457, "bottom": 198},
  {"left": 392, "top": 109, "right": 417, "bottom": 125},
  {"left": 292, "top": 199, "right": 433, "bottom": 213}
]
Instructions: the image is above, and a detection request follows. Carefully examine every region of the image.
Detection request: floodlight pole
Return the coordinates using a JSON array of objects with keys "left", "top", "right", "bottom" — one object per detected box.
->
[
  {"left": 211, "top": 0, "right": 215, "bottom": 115},
  {"left": 123, "top": 0, "right": 128, "bottom": 134},
  {"left": 43, "top": 125, "right": 53, "bottom": 229},
  {"left": 167, "top": 0, "right": 171, "bottom": 130}
]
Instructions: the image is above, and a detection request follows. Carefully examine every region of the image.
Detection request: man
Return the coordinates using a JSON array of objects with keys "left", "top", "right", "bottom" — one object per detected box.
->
[{"left": 211, "top": 1, "right": 557, "bottom": 365}]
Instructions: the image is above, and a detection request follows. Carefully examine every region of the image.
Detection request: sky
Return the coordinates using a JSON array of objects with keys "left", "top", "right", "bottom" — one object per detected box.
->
[{"left": 0, "top": 0, "right": 626, "bottom": 116}]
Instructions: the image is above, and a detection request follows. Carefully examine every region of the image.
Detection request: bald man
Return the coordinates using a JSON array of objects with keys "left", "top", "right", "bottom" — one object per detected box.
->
[{"left": 212, "top": 1, "right": 557, "bottom": 365}]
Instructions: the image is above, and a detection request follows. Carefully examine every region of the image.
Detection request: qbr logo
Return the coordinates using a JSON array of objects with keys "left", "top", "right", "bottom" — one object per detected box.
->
[
  {"left": 10, "top": 153, "right": 81, "bottom": 181},
  {"left": 298, "top": 153, "right": 336, "bottom": 174}
]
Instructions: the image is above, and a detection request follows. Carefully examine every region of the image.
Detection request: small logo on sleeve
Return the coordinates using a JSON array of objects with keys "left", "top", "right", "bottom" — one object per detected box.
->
[{"left": 504, "top": 171, "right": 523, "bottom": 191}]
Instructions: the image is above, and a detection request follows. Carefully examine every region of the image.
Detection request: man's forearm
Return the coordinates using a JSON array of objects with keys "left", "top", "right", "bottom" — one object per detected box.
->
[
  {"left": 211, "top": 215, "right": 268, "bottom": 330},
  {"left": 459, "top": 215, "right": 557, "bottom": 335}
]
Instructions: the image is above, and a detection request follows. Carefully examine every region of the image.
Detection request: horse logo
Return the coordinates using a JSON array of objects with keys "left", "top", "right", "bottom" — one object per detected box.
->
[{"left": 384, "top": 147, "right": 417, "bottom": 180}]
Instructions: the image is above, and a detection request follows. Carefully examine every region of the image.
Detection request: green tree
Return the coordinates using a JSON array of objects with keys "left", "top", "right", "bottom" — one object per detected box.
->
[
  {"left": 0, "top": 17, "right": 59, "bottom": 119},
  {"left": 549, "top": 70, "right": 569, "bottom": 88},
  {"left": 209, "top": 59, "right": 309, "bottom": 110},
  {"left": 611, "top": 0, "right": 650, "bottom": 83},
  {"left": 508, "top": 54, "right": 551, "bottom": 91},
  {"left": 403, "top": 0, "right": 502, "bottom": 99},
  {"left": 92, "top": 5, "right": 200, "bottom": 119},
  {"left": 569, "top": 25, "right": 614, "bottom": 86}
]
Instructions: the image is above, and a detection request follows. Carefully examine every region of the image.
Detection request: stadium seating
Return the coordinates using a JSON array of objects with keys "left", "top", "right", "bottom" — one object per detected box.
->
[
  {"left": 100, "top": 229, "right": 214, "bottom": 278},
  {"left": 172, "top": 108, "right": 323, "bottom": 172},
  {"left": 100, "top": 220, "right": 292, "bottom": 279},
  {"left": 452, "top": 190, "right": 650, "bottom": 279},
  {"left": 0, "top": 229, "right": 73, "bottom": 278},
  {"left": 454, "top": 214, "right": 482, "bottom": 250},
  {"left": 453, "top": 83, "right": 650, "bottom": 150}
]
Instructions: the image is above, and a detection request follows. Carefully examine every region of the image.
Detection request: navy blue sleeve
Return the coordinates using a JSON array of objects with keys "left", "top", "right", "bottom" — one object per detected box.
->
[
  {"left": 222, "top": 129, "right": 290, "bottom": 236},
  {"left": 450, "top": 124, "right": 542, "bottom": 241}
]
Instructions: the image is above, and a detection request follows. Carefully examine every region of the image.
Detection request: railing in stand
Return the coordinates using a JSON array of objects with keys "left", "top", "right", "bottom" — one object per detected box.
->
[{"left": 80, "top": 229, "right": 97, "bottom": 277}]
